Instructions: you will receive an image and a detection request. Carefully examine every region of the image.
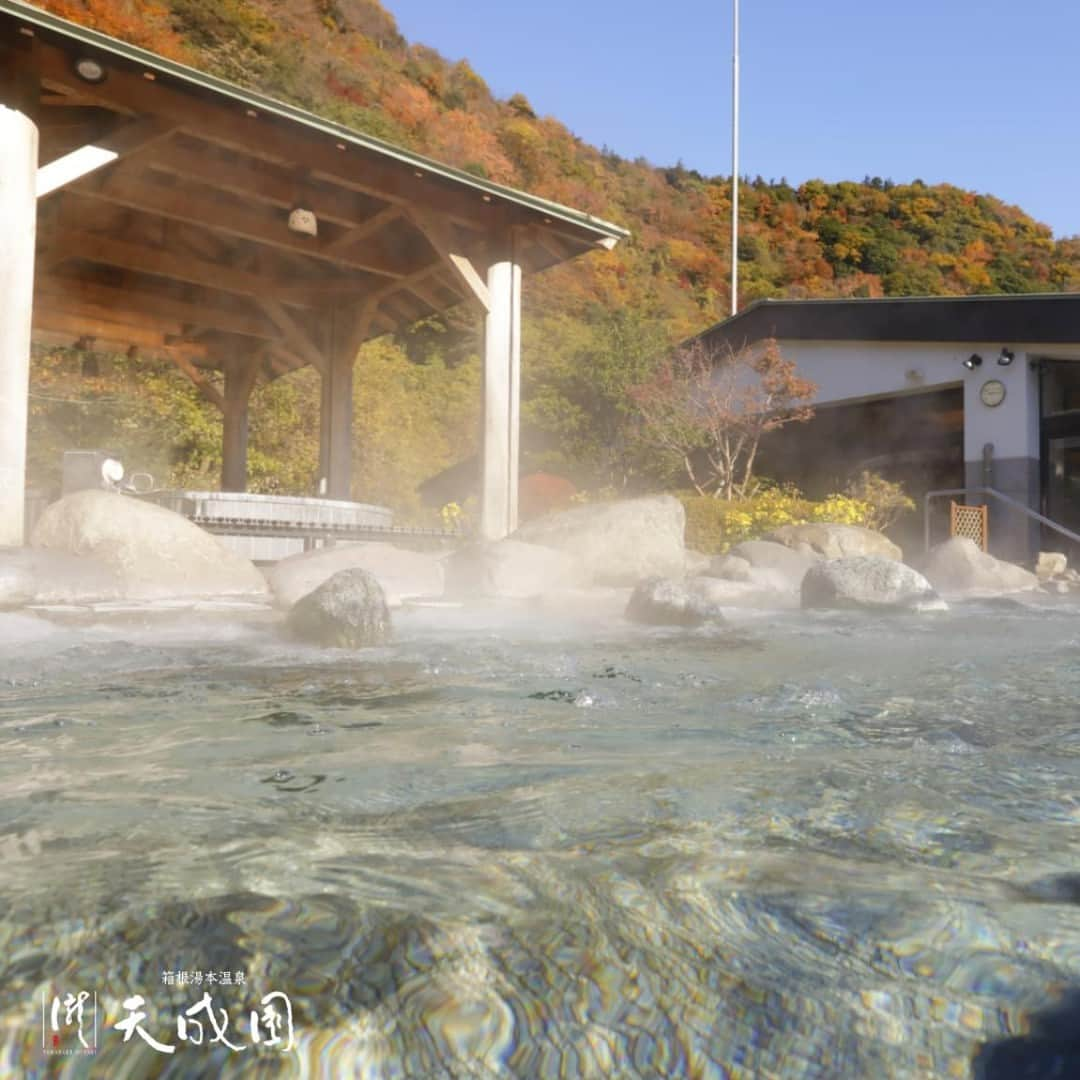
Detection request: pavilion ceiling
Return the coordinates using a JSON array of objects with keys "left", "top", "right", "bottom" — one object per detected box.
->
[{"left": 2, "top": 2, "right": 623, "bottom": 400}]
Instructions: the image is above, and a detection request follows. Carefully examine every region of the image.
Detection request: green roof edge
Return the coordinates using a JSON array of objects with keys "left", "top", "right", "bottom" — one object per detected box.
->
[{"left": 1, "top": 0, "right": 629, "bottom": 243}]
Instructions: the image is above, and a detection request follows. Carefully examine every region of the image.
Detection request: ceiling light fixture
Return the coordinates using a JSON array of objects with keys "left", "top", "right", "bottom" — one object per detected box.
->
[
  {"left": 998, "top": 347, "right": 1015, "bottom": 366},
  {"left": 287, "top": 207, "right": 318, "bottom": 237},
  {"left": 73, "top": 55, "right": 107, "bottom": 84},
  {"left": 963, "top": 353, "right": 983, "bottom": 371}
]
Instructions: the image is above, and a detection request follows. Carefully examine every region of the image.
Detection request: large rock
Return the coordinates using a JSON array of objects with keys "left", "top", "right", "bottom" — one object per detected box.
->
[
  {"left": 725, "top": 540, "right": 821, "bottom": 587},
  {"left": 921, "top": 537, "right": 1039, "bottom": 596},
  {"left": 444, "top": 539, "right": 587, "bottom": 600},
  {"left": 513, "top": 496, "right": 687, "bottom": 586},
  {"left": 802, "top": 557, "right": 946, "bottom": 613},
  {"left": 286, "top": 568, "right": 391, "bottom": 648},
  {"left": 0, "top": 547, "right": 122, "bottom": 608},
  {"left": 1036, "top": 551, "right": 1068, "bottom": 581},
  {"left": 267, "top": 542, "right": 444, "bottom": 609},
  {"left": 625, "top": 577, "right": 727, "bottom": 627},
  {"left": 766, "top": 523, "right": 902, "bottom": 562},
  {"left": 30, "top": 491, "right": 267, "bottom": 600},
  {"left": 692, "top": 572, "right": 800, "bottom": 609},
  {"left": 708, "top": 553, "right": 753, "bottom": 581}
]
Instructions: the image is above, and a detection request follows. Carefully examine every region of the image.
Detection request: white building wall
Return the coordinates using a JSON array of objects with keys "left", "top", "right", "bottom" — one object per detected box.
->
[{"left": 776, "top": 338, "right": 1045, "bottom": 558}]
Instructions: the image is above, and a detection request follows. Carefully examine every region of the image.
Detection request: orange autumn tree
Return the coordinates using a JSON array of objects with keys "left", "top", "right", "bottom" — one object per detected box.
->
[{"left": 630, "top": 338, "right": 816, "bottom": 499}]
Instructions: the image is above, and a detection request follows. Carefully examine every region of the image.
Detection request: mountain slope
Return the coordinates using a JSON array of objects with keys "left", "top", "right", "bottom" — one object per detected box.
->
[{"left": 23, "top": 0, "right": 1080, "bottom": 506}]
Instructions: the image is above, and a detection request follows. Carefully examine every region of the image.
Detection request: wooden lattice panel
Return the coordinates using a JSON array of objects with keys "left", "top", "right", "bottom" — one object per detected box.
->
[{"left": 950, "top": 501, "right": 989, "bottom": 551}]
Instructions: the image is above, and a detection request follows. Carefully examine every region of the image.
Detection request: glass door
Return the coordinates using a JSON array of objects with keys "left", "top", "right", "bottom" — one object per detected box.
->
[{"left": 1046, "top": 436, "right": 1080, "bottom": 537}]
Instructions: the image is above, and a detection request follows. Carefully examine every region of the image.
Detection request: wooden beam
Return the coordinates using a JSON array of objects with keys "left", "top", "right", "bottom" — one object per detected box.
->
[
  {"left": 32, "top": 306, "right": 173, "bottom": 350},
  {"left": 37, "top": 116, "right": 175, "bottom": 198},
  {"left": 56, "top": 229, "right": 328, "bottom": 307},
  {"left": 169, "top": 350, "right": 226, "bottom": 410},
  {"left": 35, "top": 295, "right": 183, "bottom": 337},
  {"left": 142, "top": 136, "right": 382, "bottom": 229},
  {"left": 35, "top": 276, "right": 279, "bottom": 340},
  {"left": 73, "top": 168, "right": 410, "bottom": 279},
  {"left": 33, "top": 44, "right": 526, "bottom": 237},
  {"left": 406, "top": 210, "right": 490, "bottom": 311},
  {"left": 257, "top": 298, "right": 326, "bottom": 374},
  {"left": 319, "top": 205, "right": 402, "bottom": 257},
  {"left": 523, "top": 222, "right": 575, "bottom": 263}
]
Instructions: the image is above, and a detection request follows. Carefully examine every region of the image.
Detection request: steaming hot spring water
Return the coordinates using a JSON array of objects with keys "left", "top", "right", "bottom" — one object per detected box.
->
[{"left": 1, "top": 594, "right": 1078, "bottom": 1078}]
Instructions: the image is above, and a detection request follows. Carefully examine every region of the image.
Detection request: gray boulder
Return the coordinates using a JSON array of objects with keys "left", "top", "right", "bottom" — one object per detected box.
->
[
  {"left": 625, "top": 576, "right": 727, "bottom": 627},
  {"left": 513, "top": 496, "right": 687, "bottom": 586},
  {"left": 0, "top": 547, "right": 122, "bottom": 608},
  {"left": 766, "top": 523, "right": 902, "bottom": 562},
  {"left": 691, "top": 572, "right": 799, "bottom": 609},
  {"left": 801, "top": 556, "right": 947, "bottom": 612},
  {"left": 921, "top": 537, "right": 1039, "bottom": 596},
  {"left": 267, "top": 542, "right": 444, "bottom": 609},
  {"left": 1036, "top": 551, "right": 1068, "bottom": 581},
  {"left": 286, "top": 568, "right": 391, "bottom": 648},
  {"left": 726, "top": 540, "right": 820, "bottom": 586},
  {"left": 30, "top": 490, "right": 268, "bottom": 600},
  {"left": 444, "top": 539, "right": 587, "bottom": 600},
  {"left": 708, "top": 553, "right": 753, "bottom": 581},
  {"left": 684, "top": 548, "right": 712, "bottom": 576}
]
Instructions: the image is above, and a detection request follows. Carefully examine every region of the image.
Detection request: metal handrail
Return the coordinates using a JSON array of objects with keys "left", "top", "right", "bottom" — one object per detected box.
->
[{"left": 924, "top": 486, "right": 1080, "bottom": 553}]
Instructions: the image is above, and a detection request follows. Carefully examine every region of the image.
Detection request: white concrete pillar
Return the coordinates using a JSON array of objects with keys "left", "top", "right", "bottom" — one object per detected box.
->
[
  {"left": 0, "top": 107, "right": 37, "bottom": 547},
  {"left": 962, "top": 350, "right": 1040, "bottom": 560},
  {"left": 480, "top": 243, "right": 521, "bottom": 541}
]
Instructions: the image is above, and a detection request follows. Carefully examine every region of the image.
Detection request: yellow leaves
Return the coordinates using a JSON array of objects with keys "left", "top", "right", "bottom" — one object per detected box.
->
[{"left": 679, "top": 486, "right": 886, "bottom": 554}]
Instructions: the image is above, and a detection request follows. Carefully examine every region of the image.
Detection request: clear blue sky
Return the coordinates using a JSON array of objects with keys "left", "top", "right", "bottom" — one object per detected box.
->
[{"left": 386, "top": 0, "right": 1079, "bottom": 238}]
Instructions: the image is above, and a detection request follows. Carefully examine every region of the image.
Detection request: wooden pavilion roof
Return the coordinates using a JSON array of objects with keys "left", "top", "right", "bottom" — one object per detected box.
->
[{"left": 0, "top": 0, "right": 626, "bottom": 398}]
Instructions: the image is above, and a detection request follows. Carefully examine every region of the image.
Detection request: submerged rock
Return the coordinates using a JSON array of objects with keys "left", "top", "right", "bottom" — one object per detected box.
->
[
  {"left": 30, "top": 490, "right": 268, "bottom": 600},
  {"left": 801, "top": 556, "right": 947, "bottom": 613},
  {"left": 921, "top": 537, "right": 1038, "bottom": 596},
  {"left": 514, "top": 495, "right": 687, "bottom": 586},
  {"left": 0, "top": 547, "right": 122, "bottom": 608},
  {"left": 443, "top": 539, "right": 587, "bottom": 600},
  {"left": 267, "top": 541, "right": 444, "bottom": 609},
  {"left": 286, "top": 568, "right": 391, "bottom": 648},
  {"left": 625, "top": 576, "right": 727, "bottom": 627},
  {"left": 766, "top": 523, "right": 902, "bottom": 562}
]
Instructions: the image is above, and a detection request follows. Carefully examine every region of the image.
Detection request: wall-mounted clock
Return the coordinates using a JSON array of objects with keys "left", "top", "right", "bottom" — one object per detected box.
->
[{"left": 980, "top": 379, "right": 1006, "bottom": 407}]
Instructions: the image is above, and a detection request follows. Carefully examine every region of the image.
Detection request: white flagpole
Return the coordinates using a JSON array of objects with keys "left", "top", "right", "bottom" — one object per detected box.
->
[{"left": 731, "top": 0, "right": 740, "bottom": 316}]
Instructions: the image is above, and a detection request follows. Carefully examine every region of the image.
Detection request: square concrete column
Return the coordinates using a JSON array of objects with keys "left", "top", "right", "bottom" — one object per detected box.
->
[
  {"left": 963, "top": 352, "right": 1040, "bottom": 561},
  {"left": 480, "top": 241, "right": 522, "bottom": 541},
  {"left": 0, "top": 106, "right": 38, "bottom": 546}
]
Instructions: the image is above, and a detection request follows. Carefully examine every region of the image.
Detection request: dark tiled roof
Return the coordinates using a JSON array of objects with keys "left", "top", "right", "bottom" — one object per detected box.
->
[{"left": 693, "top": 294, "right": 1080, "bottom": 349}]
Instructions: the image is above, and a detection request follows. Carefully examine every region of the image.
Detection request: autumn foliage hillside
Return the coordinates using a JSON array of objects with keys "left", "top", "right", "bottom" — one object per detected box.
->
[{"left": 25, "top": 0, "right": 1080, "bottom": 512}]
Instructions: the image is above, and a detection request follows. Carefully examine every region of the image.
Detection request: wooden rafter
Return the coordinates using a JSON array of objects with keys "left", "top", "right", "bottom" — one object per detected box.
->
[
  {"left": 257, "top": 298, "right": 326, "bottom": 374},
  {"left": 320, "top": 205, "right": 402, "bottom": 257},
  {"left": 33, "top": 45, "right": 531, "bottom": 236},
  {"left": 142, "top": 136, "right": 381, "bottom": 229},
  {"left": 169, "top": 350, "right": 226, "bottom": 410},
  {"left": 406, "top": 209, "right": 490, "bottom": 312},
  {"left": 37, "top": 116, "right": 176, "bottom": 196},
  {"left": 35, "top": 276, "right": 279, "bottom": 340},
  {"left": 52, "top": 228, "right": 354, "bottom": 307},
  {"left": 69, "top": 167, "right": 411, "bottom": 279}
]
